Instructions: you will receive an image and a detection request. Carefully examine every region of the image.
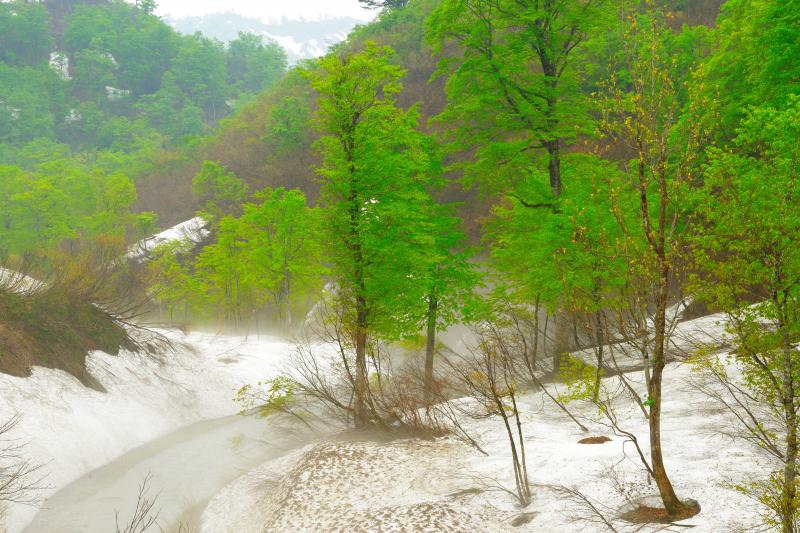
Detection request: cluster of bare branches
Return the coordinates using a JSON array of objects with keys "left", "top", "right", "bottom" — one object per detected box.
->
[
  {"left": 114, "top": 474, "right": 198, "bottom": 533},
  {"left": 444, "top": 320, "right": 532, "bottom": 505},
  {"left": 688, "top": 309, "right": 800, "bottom": 532},
  {"left": 116, "top": 474, "right": 160, "bottom": 533},
  {"left": 0, "top": 415, "right": 47, "bottom": 519},
  {"left": 244, "top": 296, "right": 478, "bottom": 446}
]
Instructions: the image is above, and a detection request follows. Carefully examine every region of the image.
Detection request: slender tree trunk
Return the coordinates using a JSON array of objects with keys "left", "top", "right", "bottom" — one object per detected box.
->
[
  {"left": 648, "top": 248, "right": 688, "bottom": 515},
  {"left": 509, "top": 390, "right": 531, "bottom": 502},
  {"left": 424, "top": 292, "right": 438, "bottom": 402},
  {"left": 641, "top": 154, "right": 689, "bottom": 515},
  {"left": 552, "top": 311, "right": 570, "bottom": 376},
  {"left": 545, "top": 138, "right": 562, "bottom": 197},
  {"left": 593, "top": 310, "right": 604, "bottom": 402},
  {"left": 532, "top": 294, "right": 541, "bottom": 371},
  {"left": 496, "top": 396, "right": 528, "bottom": 505},
  {"left": 283, "top": 272, "right": 292, "bottom": 328},
  {"left": 351, "top": 207, "right": 369, "bottom": 427},
  {"left": 354, "top": 299, "right": 369, "bottom": 427},
  {"left": 343, "top": 129, "right": 370, "bottom": 428},
  {"left": 541, "top": 56, "right": 562, "bottom": 198},
  {"left": 781, "top": 325, "right": 798, "bottom": 533}
]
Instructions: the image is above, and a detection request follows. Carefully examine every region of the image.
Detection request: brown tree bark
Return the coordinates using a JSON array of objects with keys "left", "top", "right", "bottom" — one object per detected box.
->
[
  {"left": 345, "top": 129, "right": 369, "bottom": 428},
  {"left": 354, "top": 300, "right": 369, "bottom": 427},
  {"left": 544, "top": 138, "right": 562, "bottom": 197},
  {"left": 645, "top": 160, "right": 690, "bottom": 516},
  {"left": 648, "top": 275, "right": 686, "bottom": 515},
  {"left": 424, "top": 292, "right": 438, "bottom": 403},
  {"left": 780, "top": 299, "right": 798, "bottom": 533}
]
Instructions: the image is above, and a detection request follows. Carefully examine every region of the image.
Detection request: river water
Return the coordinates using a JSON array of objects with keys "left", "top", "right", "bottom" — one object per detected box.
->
[{"left": 24, "top": 413, "right": 304, "bottom": 533}]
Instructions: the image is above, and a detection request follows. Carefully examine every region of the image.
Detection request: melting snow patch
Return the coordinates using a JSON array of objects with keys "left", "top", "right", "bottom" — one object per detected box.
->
[
  {"left": 205, "top": 358, "right": 765, "bottom": 532},
  {"left": 0, "top": 329, "right": 293, "bottom": 532}
]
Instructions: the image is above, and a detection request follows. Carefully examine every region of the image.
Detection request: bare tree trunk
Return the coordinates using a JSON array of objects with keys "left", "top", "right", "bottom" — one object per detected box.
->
[
  {"left": 424, "top": 292, "right": 438, "bottom": 402},
  {"left": 781, "top": 331, "right": 798, "bottom": 533},
  {"left": 545, "top": 138, "right": 562, "bottom": 197},
  {"left": 593, "top": 310, "right": 604, "bottom": 402},
  {"left": 552, "top": 311, "right": 570, "bottom": 375},
  {"left": 354, "top": 298, "right": 369, "bottom": 427},
  {"left": 639, "top": 148, "right": 689, "bottom": 515},
  {"left": 542, "top": 60, "right": 562, "bottom": 198},
  {"left": 284, "top": 272, "right": 292, "bottom": 328},
  {"left": 508, "top": 388, "right": 531, "bottom": 503},
  {"left": 648, "top": 248, "right": 687, "bottom": 515},
  {"left": 495, "top": 394, "right": 530, "bottom": 505}
]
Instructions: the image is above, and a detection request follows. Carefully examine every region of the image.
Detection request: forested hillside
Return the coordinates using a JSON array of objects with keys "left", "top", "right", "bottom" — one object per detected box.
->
[
  {"left": 135, "top": 0, "right": 800, "bottom": 527},
  {"left": 0, "top": 0, "right": 288, "bottom": 378},
  {"left": 0, "top": 0, "right": 291, "bottom": 252},
  {"left": 135, "top": 0, "right": 725, "bottom": 228}
]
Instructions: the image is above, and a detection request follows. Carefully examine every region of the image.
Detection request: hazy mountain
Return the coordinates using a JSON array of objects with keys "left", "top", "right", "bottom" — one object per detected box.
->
[{"left": 167, "top": 12, "right": 365, "bottom": 63}]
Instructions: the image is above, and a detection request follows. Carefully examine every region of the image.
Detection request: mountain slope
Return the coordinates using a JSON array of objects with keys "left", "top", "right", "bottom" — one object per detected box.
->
[
  {"left": 167, "top": 13, "right": 365, "bottom": 63},
  {"left": 136, "top": 0, "right": 726, "bottom": 231}
]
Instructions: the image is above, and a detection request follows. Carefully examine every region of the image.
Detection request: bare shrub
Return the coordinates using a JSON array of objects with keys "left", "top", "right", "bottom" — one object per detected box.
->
[
  {"left": 116, "top": 474, "right": 160, "bottom": 533},
  {"left": 478, "top": 301, "right": 588, "bottom": 432},
  {"left": 114, "top": 474, "right": 199, "bottom": 533},
  {"left": 237, "top": 296, "right": 476, "bottom": 443},
  {"left": 0, "top": 414, "right": 46, "bottom": 525},
  {"left": 444, "top": 321, "right": 532, "bottom": 506}
]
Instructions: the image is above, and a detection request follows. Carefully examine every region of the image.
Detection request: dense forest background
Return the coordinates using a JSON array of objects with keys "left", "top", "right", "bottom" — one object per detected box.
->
[{"left": 0, "top": 0, "right": 287, "bottom": 259}]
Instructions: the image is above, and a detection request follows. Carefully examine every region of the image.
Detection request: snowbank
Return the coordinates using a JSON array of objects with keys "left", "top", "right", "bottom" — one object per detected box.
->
[
  {"left": 204, "top": 314, "right": 763, "bottom": 532},
  {"left": 127, "top": 217, "right": 209, "bottom": 260},
  {"left": 205, "top": 360, "right": 762, "bottom": 532},
  {"left": 0, "top": 330, "right": 292, "bottom": 532},
  {"left": 0, "top": 267, "right": 45, "bottom": 295}
]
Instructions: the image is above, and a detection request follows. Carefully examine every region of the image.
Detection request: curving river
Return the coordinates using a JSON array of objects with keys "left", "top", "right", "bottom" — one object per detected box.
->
[{"left": 24, "top": 413, "right": 305, "bottom": 533}]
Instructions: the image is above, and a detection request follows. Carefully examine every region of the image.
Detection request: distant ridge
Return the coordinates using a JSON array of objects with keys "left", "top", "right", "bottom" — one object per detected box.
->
[{"left": 167, "top": 12, "right": 364, "bottom": 63}]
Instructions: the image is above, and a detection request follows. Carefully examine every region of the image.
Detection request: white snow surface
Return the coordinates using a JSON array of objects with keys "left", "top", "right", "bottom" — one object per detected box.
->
[
  {"left": 0, "top": 330, "right": 292, "bottom": 532},
  {"left": 127, "top": 217, "right": 209, "bottom": 260},
  {"left": 0, "top": 267, "right": 46, "bottom": 294},
  {"left": 203, "top": 315, "right": 765, "bottom": 533}
]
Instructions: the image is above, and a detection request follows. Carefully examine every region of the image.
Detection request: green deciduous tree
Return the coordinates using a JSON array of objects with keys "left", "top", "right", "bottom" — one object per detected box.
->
[
  {"left": 226, "top": 33, "right": 288, "bottom": 96},
  {"left": 191, "top": 161, "right": 249, "bottom": 226},
  {"left": 701, "top": 0, "right": 800, "bottom": 142},
  {"left": 136, "top": 72, "right": 205, "bottom": 142},
  {"left": 691, "top": 99, "right": 800, "bottom": 532},
  {"left": 0, "top": 2, "right": 53, "bottom": 66},
  {"left": 171, "top": 34, "right": 228, "bottom": 121},
  {"left": 309, "top": 42, "right": 439, "bottom": 425},
  {"left": 0, "top": 160, "right": 143, "bottom": 257},
  {"left": 72, "top": 47, "right": 118, "bottom": 101},
  {"left": 0, "top": 63, "right": 68, "bottom": 144},
  {"left": 241, "top": 187, "right": 326, "bottom": 326},
  {"left": 196, "top": 216, "right": 253, "bottom": 327},
  {"left": 427, "top": 0, "right": 611, "bottom": 200},
  {"left": 487, "top": 154, "right": 627, "bottom": 378},
  {"left": 596, "top": 11, "right": 706, "bottom": 517},
  {"left": 415, "top": 200, "right": 477, "bottom": 400}
]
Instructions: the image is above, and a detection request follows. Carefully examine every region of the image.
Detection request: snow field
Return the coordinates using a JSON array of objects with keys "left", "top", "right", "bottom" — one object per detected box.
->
[
  {"left": 204, "top": 315, "right": 765, "bottom": 532},
  {"left": 0, "top": 330, "right": 292, "bottom": 532}
]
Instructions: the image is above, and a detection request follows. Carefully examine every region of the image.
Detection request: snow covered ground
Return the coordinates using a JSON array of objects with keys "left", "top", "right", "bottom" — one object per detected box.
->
[
  {"left": 127, "top": 217, "right": 208, "bottom": 260},
  {"left": 0, "top": 267, "right": 46, "bottom": 294},
  {"left": 0, "top": 303, "right": 764, "bottom": 533},
  {"left": 202, "top": 315, "right": 765, "bottom": 533},
  {"left": 203, "top": 360, "right": 762, "bottom": 532},
  {"left": 0, "top": 330, "right": 293, "bottom": 532}
]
